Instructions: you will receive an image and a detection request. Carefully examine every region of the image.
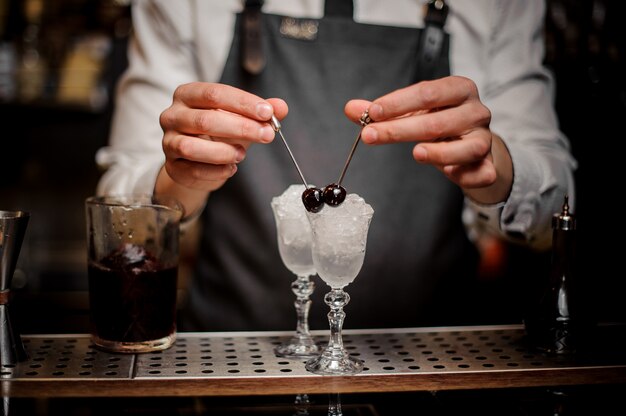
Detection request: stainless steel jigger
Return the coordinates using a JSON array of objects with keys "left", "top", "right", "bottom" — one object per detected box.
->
[{"left": 0, "top": 210, "right": 29, "bottom": 365}]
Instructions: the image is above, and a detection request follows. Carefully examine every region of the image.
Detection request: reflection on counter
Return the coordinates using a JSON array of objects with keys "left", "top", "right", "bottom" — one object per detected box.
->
[{"left": 3, "top": 387, "right": 626, "bottom": 416}]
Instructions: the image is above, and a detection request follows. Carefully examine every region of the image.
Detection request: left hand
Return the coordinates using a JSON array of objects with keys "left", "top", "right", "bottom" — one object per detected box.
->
[{"left": 345, "top": 76, "right": 513, "bottom": 205}]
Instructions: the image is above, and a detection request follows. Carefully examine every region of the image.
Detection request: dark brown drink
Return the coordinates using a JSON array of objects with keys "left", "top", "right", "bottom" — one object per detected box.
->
[{"left": 88, "top": 243, "right": 177, "bottom": 344}]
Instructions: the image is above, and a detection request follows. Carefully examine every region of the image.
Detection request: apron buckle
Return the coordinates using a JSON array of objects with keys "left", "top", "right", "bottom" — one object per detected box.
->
[{"left": 280, "top": 17, "right": 319, "bottom": 41}]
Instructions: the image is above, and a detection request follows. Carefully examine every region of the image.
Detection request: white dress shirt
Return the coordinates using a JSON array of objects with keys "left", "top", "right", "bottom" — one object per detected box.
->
[{"left": 96, "top": 0, "right": 576, "bottom": 250}]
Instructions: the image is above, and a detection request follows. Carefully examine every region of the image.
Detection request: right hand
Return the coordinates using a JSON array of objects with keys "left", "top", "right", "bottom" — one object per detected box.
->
[{"left": 156, "top": 82, "right": 288, "bottom": 216}]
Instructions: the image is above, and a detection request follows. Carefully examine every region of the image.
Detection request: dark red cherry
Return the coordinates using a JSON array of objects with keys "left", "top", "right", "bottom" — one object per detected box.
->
[
  {"left": 323, "top": 183, "right": 346, "bottom": 206},
  {"left": 302, "top": 187, "right": 324, "bottom": 213}
]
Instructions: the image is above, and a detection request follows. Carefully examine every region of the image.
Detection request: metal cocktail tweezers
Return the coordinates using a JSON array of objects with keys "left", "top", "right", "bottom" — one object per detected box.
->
[
  {"left": 270, "top": 111, "right": 372, "bottom": 190},
  {"left": 270, "top": 115, "right": 311, "bottom": 189}
]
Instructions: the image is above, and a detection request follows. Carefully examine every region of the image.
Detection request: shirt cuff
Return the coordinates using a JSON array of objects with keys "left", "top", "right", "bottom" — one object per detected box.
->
[
  {"left": 464, "top": 197, "right": 505, "bottom": 230},
  {"left": 464, "top": 140, "right": 553, "bottom": 248}
]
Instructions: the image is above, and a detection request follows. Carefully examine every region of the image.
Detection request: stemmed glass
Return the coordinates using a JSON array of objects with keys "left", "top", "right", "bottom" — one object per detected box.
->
[
  {"left": 305, "top": 194, "right": 374, "bottom": 375},
  {"left": 271, "top": 185, "right": 321, "bottom": 358}
]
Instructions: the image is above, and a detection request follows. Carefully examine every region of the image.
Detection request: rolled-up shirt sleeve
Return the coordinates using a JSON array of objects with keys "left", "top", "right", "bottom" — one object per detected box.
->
[
  {"left": 464, "top": 0, "right": 576, "bottom": 251},
  {"left": 96, "top": 0, "right": 197, "bottom": 196}
]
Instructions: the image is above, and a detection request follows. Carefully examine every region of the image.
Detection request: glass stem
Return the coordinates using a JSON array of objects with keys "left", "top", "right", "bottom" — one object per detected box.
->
[
  {"left": 292, "top": 275, "right": 314, "bottom": 339},
  {"left": 324, "top": 288, "right": 350, "bottom": 357}
]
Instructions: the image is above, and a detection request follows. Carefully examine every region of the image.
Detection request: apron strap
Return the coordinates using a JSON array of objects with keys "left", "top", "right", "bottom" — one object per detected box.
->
[
  {"left": 241, "top": 0, "right": 265, "bottom": 74},
  {"left": 240, "top": 0, "right": 450, "bottom": 79},
  {"left": 324, "top": 0, "right": 354, "bottom": 19},
  {"left": 416, "top": 0, "right": 450, "bottom": 81}
]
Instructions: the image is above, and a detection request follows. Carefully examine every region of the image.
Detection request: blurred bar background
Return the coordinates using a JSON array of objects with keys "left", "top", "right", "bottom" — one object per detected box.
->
[{"left": 0, "top": 0, "right": 623, "bottom": 334}]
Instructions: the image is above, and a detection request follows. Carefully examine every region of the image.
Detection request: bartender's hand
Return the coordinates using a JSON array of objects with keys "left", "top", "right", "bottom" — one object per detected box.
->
[
  {"left": 345, "top": 76, "right": 512, "bottom": 205},
  {"left": 156, "top": 82, "right": 288, "bottom": 218}
]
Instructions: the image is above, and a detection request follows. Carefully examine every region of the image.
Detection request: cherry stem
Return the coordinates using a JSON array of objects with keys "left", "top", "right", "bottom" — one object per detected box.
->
[
  {"left": 335, "top": 110, "right": 372, "bottom": 186},
  {"left": 271, "top": 115, "right": 310, "bottom": 189}
]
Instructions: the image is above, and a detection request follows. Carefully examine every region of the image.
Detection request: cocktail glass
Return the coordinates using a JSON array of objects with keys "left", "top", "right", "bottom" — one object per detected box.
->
[
  {"left": 305, "top": 194, "right": 374, "bottom": 375},
  {"left": 271, "top": 185, "right": 321, "bottom": 358}
]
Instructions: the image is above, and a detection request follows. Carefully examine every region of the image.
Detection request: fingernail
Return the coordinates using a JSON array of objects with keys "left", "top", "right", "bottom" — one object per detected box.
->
[
  {"left": 256, "top": 102, "right": 273, "bottom": 119},
  {"left": 235, "top": 146, "right": 246, "bottom": 162},
  {"left": 361, "top": 127, "right": 378, "bottom": 144},
  {"left": 259, "top": 125, "right": 275, "bottom": 142},
  {"left": 414, "top": 145, "right": 427, "bottom": 162},
  {"left": 369, "top": 103, "right": 383, "bottom": 120},
  {"left": 229, "top": 164, "right": 238, "bottom": 175}
]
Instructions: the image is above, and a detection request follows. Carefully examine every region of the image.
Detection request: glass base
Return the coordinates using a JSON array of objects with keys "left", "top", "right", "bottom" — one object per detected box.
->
[
  {"left": 305, "top": 348, "right": 363, "bottom": 375},
  {"left": 274, "top": 336, "right": 321, "bottom": 358},
  {"left": 91, "top": 333, "right": 176, "bottom": 353}
]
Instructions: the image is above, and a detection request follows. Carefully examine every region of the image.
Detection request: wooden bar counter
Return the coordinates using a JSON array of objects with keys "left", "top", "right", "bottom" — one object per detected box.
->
[{"left": 3, "top": 324, "right": 625, "bottom": 399}]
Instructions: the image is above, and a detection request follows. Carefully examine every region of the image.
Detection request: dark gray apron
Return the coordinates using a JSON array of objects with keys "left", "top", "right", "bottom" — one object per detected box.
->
[{"left": 181, "top": 0, "right": 478, "bottom": 331}]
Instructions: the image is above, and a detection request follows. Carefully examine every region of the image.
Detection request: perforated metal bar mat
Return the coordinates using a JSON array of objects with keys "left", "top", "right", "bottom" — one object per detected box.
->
[{"left": 3, "top": 325, "right": 626, "bottom": 398}]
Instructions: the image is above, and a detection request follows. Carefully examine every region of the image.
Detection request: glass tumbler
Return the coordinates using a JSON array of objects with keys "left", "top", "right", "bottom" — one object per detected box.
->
[{"left": 85, "top": 195, "right": 183, "bottom": 353}]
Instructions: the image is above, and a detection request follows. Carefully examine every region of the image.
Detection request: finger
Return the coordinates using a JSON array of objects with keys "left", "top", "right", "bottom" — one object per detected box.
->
[
  {"left": 442, "top": 159, "right": 497, "bottom": 189},
  {"left": 362, "top": 102, "right": 490, "bottom": 144},
  {"left": 197, "top": 134, "right": 251, "bottom": 149},
  {"left": 412, "top": 131, "right": 492, "bottom": 166},
  {"left": 173, "top": 82, "right": 276, "bottom": 121},
  {"left": 344, "top": 99, "right": 372, "bottom": 123},
  {"left": 368, "top": 76, "right": 479, "bottom": 121},
  {"left": 163, "top": 134, "right": 247, "bottom": 165},
  {"left": 165, "top": 158, "right": 238, "bottom": 190},
  {"left": 266, "top": 98, "right": 289, "bottom": 120},
  {"left": 161, "top": 107, "right": 275, "bottom": 143}
]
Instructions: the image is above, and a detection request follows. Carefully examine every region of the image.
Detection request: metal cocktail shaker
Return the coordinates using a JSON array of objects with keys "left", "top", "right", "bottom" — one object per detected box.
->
[{"left": 0, "top": 210, "right": 29, "bottom": 365}]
